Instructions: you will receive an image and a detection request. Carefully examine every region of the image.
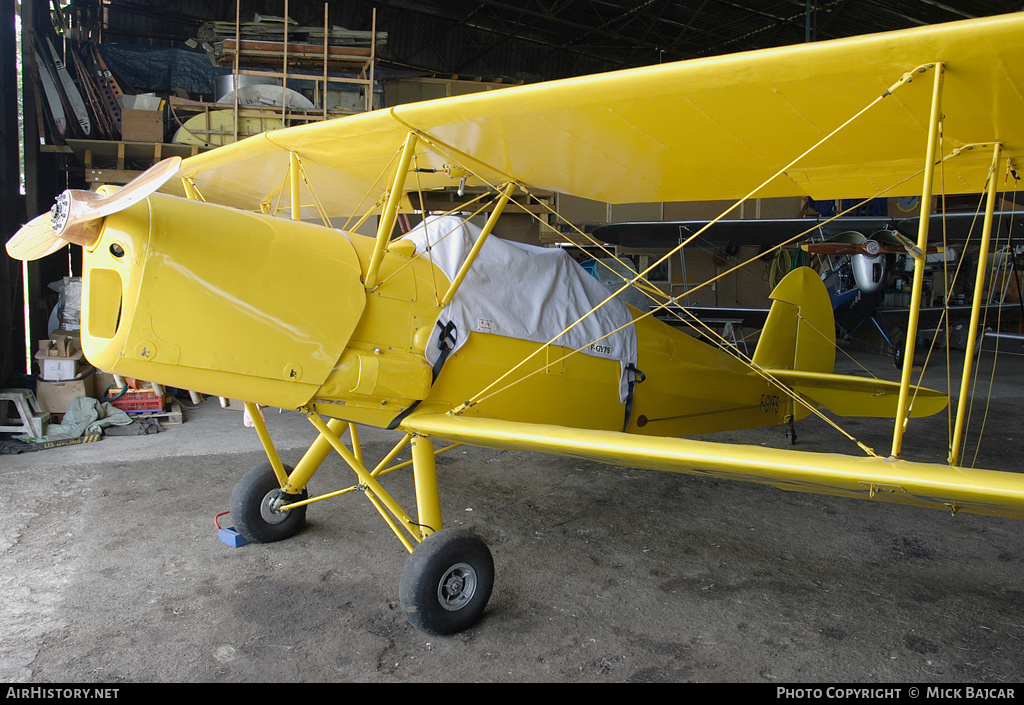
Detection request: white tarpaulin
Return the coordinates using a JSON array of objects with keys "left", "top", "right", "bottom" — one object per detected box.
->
[{"left": 402, "top": 216, "right": 638, "bottom": 402}]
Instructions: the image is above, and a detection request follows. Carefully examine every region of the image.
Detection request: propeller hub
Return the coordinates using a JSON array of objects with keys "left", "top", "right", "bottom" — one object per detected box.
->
[
  {"left": 7, "top": 156, "right": 181, "bottom": 261},
  {"left": 50, "top": 191, "right": 72, "bottom": 234}
]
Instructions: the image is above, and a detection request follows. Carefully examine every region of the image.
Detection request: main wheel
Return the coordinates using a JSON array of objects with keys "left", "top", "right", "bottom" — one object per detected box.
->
[
  {"left": 229, "top": 462, "right": 308, "bottom": 543},
  {"left": 891, "top": 330, "right": 905, "bottom": 368},
  {"left": 400, "top": 529, "right": 494, "bottom": 635}
]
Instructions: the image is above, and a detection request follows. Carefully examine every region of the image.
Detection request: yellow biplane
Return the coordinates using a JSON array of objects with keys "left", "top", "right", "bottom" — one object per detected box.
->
[{"left": 9, "top": 13, "right": 1024, "bottom": 635}]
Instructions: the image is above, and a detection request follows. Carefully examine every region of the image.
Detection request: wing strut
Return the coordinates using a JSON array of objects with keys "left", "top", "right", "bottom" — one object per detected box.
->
[
  {"left": 439, "top": 182, "right": 516, "bottom": 306},
  {"left": 365, "top": 132, "right": 418, "bottom": 290},
  {"left": 290, "top": 151, "right": 301, "bottom": 221},
  {"left": 950, "top": 143, "right": 1004, "bottom": 465},
  {"left": 890, "top": 63, "right": 944, "bottom": 459}
]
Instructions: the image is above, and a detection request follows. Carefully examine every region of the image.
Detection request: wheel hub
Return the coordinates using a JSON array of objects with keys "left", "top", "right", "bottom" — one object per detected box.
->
[
  {"left": 438, "top": 563, "right": 477, "bottom": 611},
  {"left": 259, "top": 489, "right": 290, "bottom": 525}
]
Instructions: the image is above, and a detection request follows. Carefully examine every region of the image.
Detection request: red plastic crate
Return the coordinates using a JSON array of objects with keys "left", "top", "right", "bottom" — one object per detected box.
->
[{"left": 105, "top": 389, "right": 166, "bottom": 413}]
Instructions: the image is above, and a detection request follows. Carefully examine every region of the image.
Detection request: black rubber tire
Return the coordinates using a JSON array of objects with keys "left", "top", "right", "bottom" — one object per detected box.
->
[
  {"left": 399, "top": 529, "right": 494, "bottom": 635},
  {"left": 229, "top": 462, "right": 308, "bottom": 543},
  {"left": 892, "top": 330, "right": 906, "bottom": 368}
]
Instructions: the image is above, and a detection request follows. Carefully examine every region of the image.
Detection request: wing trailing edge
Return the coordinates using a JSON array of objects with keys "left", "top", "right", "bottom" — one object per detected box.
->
[{"left": 401, "top": 412, "right": 1024, "bottom": 520}]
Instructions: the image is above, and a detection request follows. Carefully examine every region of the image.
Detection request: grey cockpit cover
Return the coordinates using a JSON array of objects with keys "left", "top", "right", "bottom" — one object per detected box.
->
[{"left": 402, "top": 215, "right": 638, "bottom": 402}]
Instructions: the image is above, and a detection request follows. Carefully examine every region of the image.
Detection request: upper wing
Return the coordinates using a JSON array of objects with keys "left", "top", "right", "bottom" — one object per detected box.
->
[
  {"left": 400, "top": 411, "right": 1024, "bottom": 521},
  {"left": 163, "top": 13, "right": 1024, "bottom": 216}
]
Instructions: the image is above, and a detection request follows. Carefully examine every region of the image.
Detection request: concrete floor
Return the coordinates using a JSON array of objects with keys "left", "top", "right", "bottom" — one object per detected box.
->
[{"left": 2, "top": 346, "right": 1024, "bottom": 683}]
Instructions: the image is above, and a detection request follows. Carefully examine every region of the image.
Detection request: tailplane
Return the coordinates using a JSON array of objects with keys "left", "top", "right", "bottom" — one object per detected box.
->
[{"left": 753, "top": 267, "right": 947, "bottom": 419}]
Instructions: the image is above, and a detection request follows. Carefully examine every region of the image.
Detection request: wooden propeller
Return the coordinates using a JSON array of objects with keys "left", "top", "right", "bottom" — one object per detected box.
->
[{"left": 6, "top": 156, "right": 182, "bottom": 261}]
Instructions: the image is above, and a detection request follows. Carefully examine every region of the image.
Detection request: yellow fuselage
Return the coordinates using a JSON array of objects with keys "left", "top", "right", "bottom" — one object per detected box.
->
[{"left": 80, "top": 194, "right": 790, "bottom": 438}]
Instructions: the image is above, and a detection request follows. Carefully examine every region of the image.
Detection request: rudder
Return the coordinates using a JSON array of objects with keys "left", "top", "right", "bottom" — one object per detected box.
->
[{"left": 752, "top": 267, "right": 835, "bottom": 374}]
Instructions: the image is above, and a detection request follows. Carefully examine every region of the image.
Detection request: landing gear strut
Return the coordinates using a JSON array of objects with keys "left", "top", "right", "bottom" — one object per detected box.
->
[{"left": 233, "top": 403, "right": 494, "bottom": 634}]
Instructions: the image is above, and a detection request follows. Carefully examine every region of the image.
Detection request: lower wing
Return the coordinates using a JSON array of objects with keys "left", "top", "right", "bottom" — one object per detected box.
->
[{"left": 400, "top": 412, "right": 1024, "bottom": 520}]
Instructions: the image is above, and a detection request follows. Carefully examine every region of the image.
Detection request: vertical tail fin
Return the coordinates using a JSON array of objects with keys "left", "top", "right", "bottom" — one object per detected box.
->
[{"left": 752, "top": 267, "right": 835, "bottom": 373}]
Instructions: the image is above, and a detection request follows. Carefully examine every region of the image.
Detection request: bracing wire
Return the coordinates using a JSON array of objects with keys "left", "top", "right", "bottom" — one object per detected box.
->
[
  {"left": 289, "top": 63, "right": 994, "bottom": 463},
  {"left": 415, "top": 113, "right": 985, "bottom": 460},
  {"left": 453, "top": 179, "right": 941, "bottom": 458},
  {"left": 969, "top": 162, "right": 1020, "bottom": 467}
]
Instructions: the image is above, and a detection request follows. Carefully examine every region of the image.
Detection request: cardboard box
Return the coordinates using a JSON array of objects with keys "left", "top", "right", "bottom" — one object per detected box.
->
[
  {"left": 122, "top": 108, "right": 164, "bottom": 142},
  {"left": 38, "top": 333, "right": 78, "bottom": 358},
  {"left": 35, "top": 349, "right": 85, "bottom": 381},
  {"left": 93, "top": 371, "right": 118, "bottom": 400},
  {"left": 121, "top": 94, "right": 162, "bottom": 111},
  {"left": 35, "top": 368, "right": 96, "bottom": 414}
]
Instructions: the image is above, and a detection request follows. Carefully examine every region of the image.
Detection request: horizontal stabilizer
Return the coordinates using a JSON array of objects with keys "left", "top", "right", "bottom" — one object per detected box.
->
[{"left": 763, "top": 369, "right": 948, "bottom": 418}]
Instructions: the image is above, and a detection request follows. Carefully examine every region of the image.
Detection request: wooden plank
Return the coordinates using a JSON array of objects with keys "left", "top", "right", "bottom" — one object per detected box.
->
[
  {"left": 38, "top": 144, "right": 73, "bottom": 153},
  {"left": 124, "top": 397, "right": 184, "bottom": 425},
  {"left": 223, "top": 38, "right": 372, "bottom": 59},
  {"left": 66, "top": 139, "right": 209, "bottom": 163},
  {"left": 85, "top": 168, "right": 142, "bottom": 185}
]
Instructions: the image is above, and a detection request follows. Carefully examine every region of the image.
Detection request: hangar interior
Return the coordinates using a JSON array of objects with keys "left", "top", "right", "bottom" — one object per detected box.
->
[
  {"left": 3, "top": 0, "right": 1024, "bottom": 684},
  {"left": 5, "top": 0, "right": 1024, "bottom": 391}
]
